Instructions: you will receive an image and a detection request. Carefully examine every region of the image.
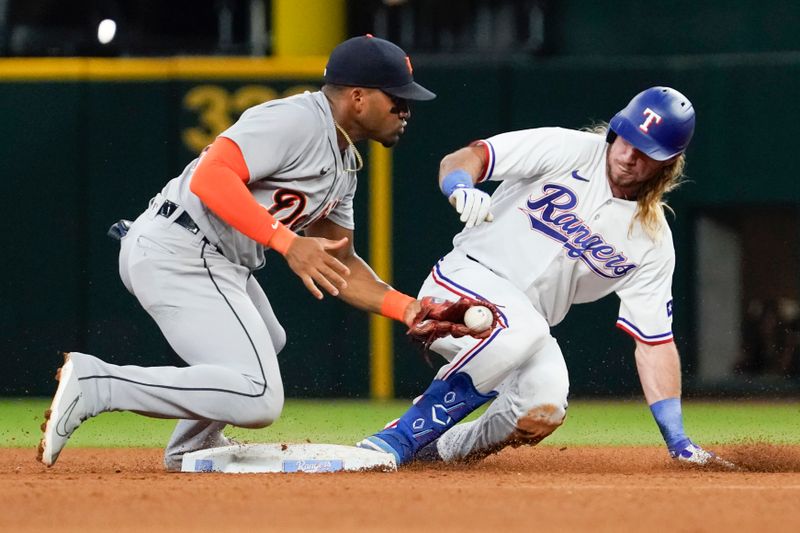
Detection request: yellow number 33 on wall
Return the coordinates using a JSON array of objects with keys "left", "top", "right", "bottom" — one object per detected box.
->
[{"left": 182, "top": 84, "right": 314, "bottom": 153}]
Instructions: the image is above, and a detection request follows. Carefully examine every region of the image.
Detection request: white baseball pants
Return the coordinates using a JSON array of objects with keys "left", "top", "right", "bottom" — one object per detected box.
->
[{"left": 421, "top": 249, "right": 570, "bottom": 461}]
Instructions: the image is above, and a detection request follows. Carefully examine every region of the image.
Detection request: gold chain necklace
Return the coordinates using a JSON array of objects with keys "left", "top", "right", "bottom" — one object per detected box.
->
[{"left": 333, "top": 119, "right": 364, "bottom": 172}]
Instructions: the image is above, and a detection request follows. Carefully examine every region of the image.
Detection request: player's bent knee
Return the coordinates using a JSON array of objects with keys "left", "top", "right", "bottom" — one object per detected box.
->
[
  {"left": 239, "top": 404, "right": 282, "bottom": 429},
  {"left": 488, "top": 325, "right": 550, "bottom": 373},
  {"left": 512, "top": 403, "right": 567, "bottom": 445},
  {"left": 237, "top": 390, "right": 284, "bottom": 428}
]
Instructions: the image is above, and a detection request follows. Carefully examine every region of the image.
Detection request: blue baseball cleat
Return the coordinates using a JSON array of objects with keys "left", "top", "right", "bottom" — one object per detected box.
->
[
  {"left": 356, "top": 433, "right": 410, "bottom": 464},
  {"left": 356, "top": 372, "right": 495, "bottom": 466}
]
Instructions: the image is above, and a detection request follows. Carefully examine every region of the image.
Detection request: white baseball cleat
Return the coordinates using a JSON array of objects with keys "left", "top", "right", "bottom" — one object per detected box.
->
[
  {"left": 38, "top": 353, "right": 90, "bottom": 467},
  {"left": 672, "top": 442, "right": 737, "bottom": 470}
]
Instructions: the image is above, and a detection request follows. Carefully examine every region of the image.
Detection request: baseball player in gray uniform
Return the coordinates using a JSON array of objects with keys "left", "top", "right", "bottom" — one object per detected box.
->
[
  {"left": 359, "top": 87, "right": 733, "bottom": 468},
  {"left": 39, "top": 35, "right": 440, "bottom": 469}
]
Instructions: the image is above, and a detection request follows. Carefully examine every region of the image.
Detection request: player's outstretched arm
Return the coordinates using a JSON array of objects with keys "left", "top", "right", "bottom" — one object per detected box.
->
[
  {"left": 634, "top": 340, "right": 735, "bottom": 468},
  {"left": 302, "top": 219, "right": 498, "bottom": 344},
  {"left": 304, "top": 218, "right": 400, "bottom": 312},
  {"left": 439, "top": 146, "right": 494, "bottom": 228}
]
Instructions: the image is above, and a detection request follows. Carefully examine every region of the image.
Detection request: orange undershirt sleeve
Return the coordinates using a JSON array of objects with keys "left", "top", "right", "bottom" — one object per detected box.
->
[
  {"left": 380, "top": 290, "right": 416, "bottom": 322},
  {"left": 189, "top": 136, "right": 296, "bottom": 254}
]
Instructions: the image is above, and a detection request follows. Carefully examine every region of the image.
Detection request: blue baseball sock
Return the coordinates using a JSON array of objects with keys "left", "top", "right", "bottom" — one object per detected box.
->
[{"left": 650, "top": 397, "right": 691, "bottom": 454}]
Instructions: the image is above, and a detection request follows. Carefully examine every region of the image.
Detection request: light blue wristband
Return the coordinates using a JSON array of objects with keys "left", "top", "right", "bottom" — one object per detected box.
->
[
  {"left": 649, "top": 397, "right": 691, "bottom": 453},
  {"left": 441, "top": 169, "right": 474, "bottom": 197}
]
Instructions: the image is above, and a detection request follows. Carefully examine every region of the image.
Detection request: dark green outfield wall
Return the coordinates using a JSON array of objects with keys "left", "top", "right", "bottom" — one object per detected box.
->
[
  {"left": 547, "top": 0, "right": 799, "bottom": 57},
  {"left": 2, "top": 51, "right": 800, "bottom": 397}
]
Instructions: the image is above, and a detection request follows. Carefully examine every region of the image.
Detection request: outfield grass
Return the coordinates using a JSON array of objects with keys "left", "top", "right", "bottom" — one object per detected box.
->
[{"left": 1, "top": 398, "right": 798, "bottom": 449}]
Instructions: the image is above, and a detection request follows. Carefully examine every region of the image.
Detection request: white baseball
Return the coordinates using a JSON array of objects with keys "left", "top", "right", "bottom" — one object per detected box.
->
[{"left": 464, "top": 305, "right": 493, "bottom": 332}]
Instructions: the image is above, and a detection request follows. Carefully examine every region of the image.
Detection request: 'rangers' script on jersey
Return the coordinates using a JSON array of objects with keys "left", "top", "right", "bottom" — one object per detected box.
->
[{"left": 521, "top": 183, "right": 637, "bottom": 279}]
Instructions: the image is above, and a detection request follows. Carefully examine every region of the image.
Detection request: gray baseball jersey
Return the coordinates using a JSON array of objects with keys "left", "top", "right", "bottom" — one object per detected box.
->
[{"left": 163, "top": 90, "right": 358, "bottom": 269}]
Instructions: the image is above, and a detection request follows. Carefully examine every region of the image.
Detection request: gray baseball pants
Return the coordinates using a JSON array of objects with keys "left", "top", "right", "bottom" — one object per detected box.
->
[{"left": 69, "top": 197, "right": 286, "bottom": 467}]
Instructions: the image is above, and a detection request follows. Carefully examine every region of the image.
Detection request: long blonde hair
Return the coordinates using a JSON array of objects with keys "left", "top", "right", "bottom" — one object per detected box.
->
[{"left": 584, "top": 124, "right": 686, "bottom": 240}]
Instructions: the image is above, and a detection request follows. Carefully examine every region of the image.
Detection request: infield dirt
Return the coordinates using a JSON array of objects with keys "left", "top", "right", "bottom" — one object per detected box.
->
[{"left": 2, "top": 445, "right": 799, "bottom": 532}]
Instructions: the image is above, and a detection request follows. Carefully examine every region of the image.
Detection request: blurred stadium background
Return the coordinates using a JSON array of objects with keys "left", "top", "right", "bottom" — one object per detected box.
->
[{"left": 1, "top": 0, "right": 799, "bottom": 403}]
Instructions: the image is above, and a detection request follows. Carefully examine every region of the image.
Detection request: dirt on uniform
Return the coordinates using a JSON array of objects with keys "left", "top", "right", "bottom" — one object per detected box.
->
[{"left": 2, "top": 445, "right": 799, "bottom": 532}]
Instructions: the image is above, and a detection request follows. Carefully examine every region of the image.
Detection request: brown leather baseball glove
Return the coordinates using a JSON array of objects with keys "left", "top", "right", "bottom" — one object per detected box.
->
[{"left": 407, "top": 296, "right": 501, "bottom": 349}]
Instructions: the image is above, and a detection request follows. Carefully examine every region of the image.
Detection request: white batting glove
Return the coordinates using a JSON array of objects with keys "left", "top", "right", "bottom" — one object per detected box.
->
[{"left": 448, "top": 188, "right": 494, "bottom": 228}]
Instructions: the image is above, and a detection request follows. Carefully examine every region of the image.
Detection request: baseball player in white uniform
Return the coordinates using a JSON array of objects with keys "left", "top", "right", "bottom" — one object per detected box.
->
[
  {"left": 359, "top": 87, "right": 732, "bottom": 468},
  {"left": 38, "top": 35, "right": 444, "bottom": 469}
]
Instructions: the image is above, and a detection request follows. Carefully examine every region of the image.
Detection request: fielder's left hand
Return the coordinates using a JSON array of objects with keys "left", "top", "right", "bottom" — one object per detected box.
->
[{"left": 448, "top": 188, "right": 494, "bottom": 228}]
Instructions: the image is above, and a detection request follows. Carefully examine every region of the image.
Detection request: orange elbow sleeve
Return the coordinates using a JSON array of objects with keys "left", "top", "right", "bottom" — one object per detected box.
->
[{"left": 190, "top": 137, "right": 296, "bottom": 254}]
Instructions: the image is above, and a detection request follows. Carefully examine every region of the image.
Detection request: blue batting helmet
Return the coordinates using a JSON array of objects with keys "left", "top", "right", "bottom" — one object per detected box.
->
[{"left": 608, "top": 86, "right": 695, "bottom": 161}]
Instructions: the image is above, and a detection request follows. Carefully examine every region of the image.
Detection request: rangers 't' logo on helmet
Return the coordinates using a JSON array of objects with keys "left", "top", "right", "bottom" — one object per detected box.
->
[{"left": 638, "top": 107, "right": 663, "bottom": 133}]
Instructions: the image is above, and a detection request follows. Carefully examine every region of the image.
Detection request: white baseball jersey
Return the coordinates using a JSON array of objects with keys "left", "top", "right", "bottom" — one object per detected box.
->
[
  {"left": 453, "top": 127, "right": 675, "bottom": 345},
  {"left": 163, "top": 91, "right": 358, "bottom": 269}
]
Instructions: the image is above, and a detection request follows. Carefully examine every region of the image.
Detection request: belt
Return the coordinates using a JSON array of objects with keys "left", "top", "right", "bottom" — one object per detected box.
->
[
  {"left": 156, "top": 200, "right": 224, "bottom": 257},
  {"left": 466, "top": 253, "right": 498, "bottom": 274},
  {"left": 157, "top": 200, "right": 199, "bottom": 234}
]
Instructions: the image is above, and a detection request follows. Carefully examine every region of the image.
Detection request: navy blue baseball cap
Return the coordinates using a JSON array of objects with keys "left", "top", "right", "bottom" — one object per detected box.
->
[{"left": 324, "top": 35, "right": 436, "bottom": 101}]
